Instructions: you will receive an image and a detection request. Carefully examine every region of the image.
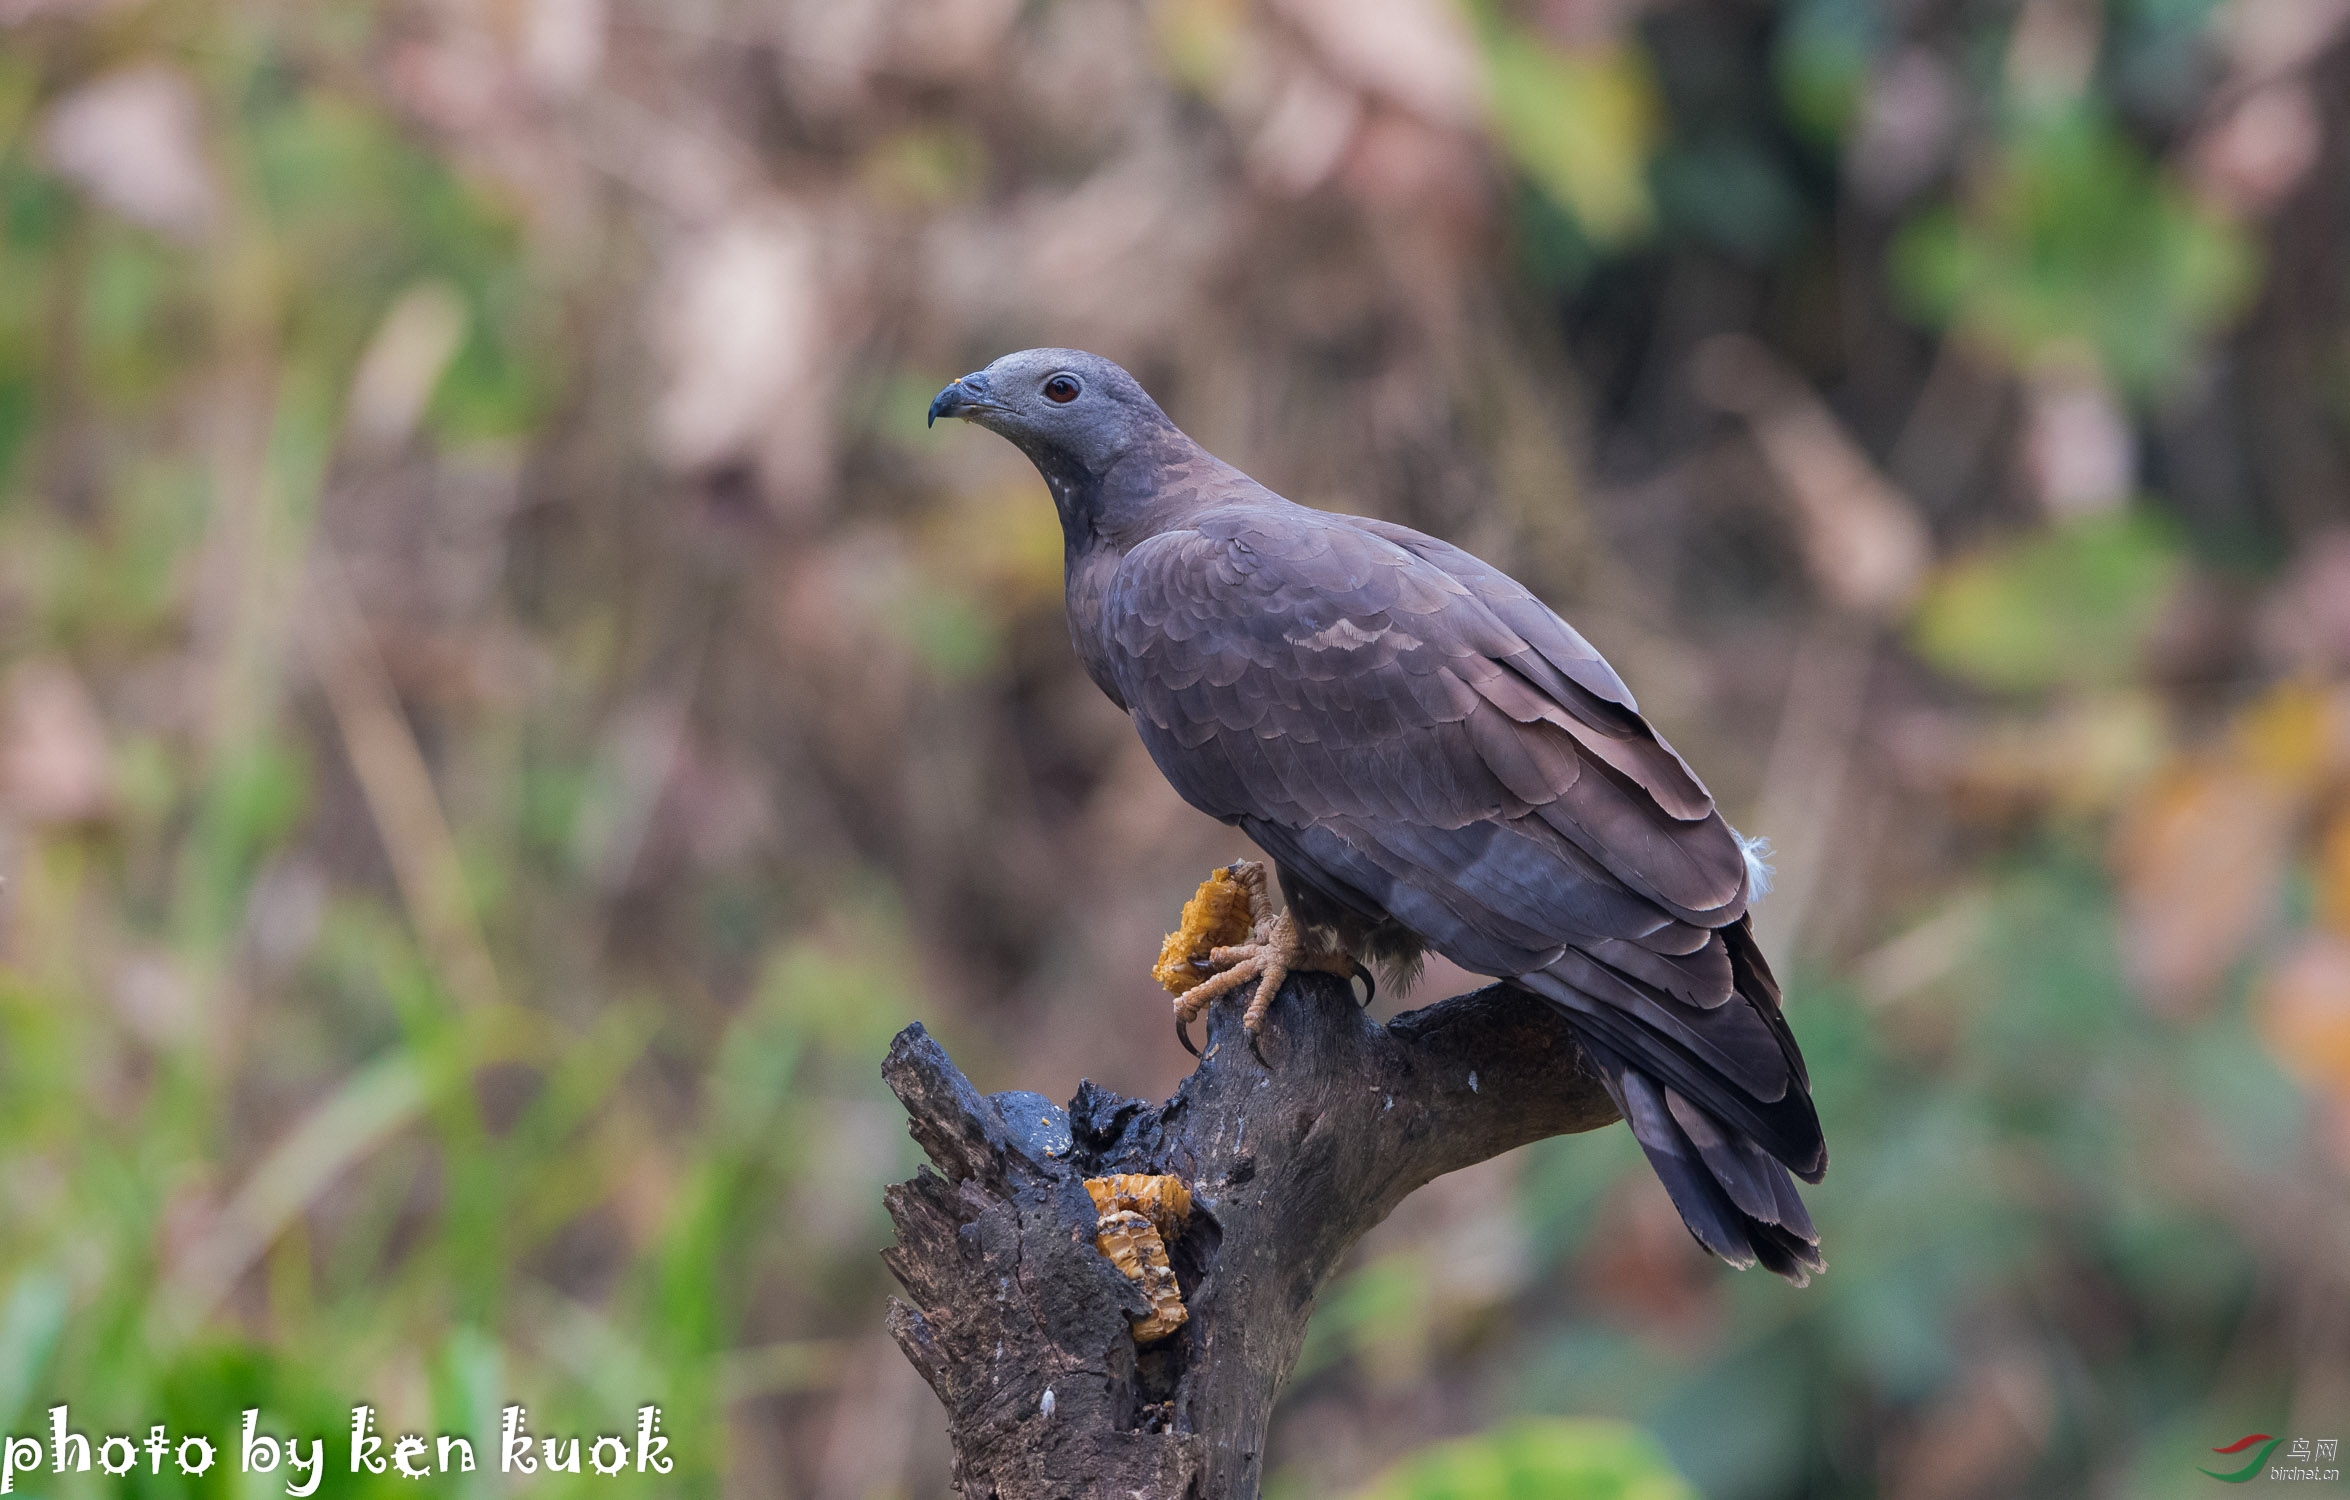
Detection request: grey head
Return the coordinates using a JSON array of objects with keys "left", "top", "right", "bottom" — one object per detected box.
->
[{"left": 927, "top": 349, "right": 1181, "bottom": 502}]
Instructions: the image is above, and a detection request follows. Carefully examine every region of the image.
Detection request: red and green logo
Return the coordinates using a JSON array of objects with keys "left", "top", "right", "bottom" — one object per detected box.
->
[{"left": 2201, "top": 1434, "right": 2283, "bottom": 1483}]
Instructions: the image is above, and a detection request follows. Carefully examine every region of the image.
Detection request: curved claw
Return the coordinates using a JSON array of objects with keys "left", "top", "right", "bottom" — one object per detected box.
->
[
  {"left": 1350, "top": 960, "right": 1376, "bottom": 1009},
  {"left": 1246, "top": 1023, "right": 1272, "bottom": 1067},
  {"left": 1176, "top": 1014, "right": 1200, "bottom": 1058}
]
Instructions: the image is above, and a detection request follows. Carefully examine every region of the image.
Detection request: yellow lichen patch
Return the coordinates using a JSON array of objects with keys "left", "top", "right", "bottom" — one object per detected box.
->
[
  {"left": 1085, "top": 1173, "right": 1194, "bottom": 1344},
  {"left": 1153, "top": 866, "right": 1256, "bottom": 995},
  {"left": 1095, "top": 1210, "right": 1187, "bottom": 1343},
  {"left": 1085, "top": 1173, "right": 1194, "bottom": 1237}
]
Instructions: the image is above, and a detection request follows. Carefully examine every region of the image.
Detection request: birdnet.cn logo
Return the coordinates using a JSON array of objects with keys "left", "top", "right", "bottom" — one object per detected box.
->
[{"left": 2201, "top": 1433, "right": 2340, "bottom": 1483}]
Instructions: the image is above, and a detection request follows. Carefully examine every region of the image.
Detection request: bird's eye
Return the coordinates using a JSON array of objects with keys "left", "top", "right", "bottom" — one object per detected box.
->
[{"left": 1044, "top": 374, "right": 1081, "bottom": 404}]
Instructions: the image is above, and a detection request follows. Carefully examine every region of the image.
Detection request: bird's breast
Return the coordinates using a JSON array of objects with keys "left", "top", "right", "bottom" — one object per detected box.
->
[{"left": 1064, "top": 545, "right": 1129, "bottom": 709}]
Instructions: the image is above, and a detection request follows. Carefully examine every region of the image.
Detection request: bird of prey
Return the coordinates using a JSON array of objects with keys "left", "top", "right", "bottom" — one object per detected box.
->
[{"left": 929, "top": 350, "right": 1825, "bottom": 1281}]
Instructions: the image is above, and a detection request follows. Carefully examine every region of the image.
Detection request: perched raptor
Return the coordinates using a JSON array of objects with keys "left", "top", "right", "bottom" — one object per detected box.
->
[{"left": 930, "top": 350, "right": 1826, "bottom": 1282}]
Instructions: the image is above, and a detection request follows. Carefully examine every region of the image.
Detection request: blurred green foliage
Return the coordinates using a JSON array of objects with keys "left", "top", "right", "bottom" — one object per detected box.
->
[
  {"left": 1351, "top": 1418, "right": 1698, "bottom": 1500},
  {"left": 1485, "top": 25, "right": 1662, "bottom": 247},
  {"left": 1772, "top": 0, "right": 1877, "bottom": 144},
  {"left": 1894, "top": 109, "right": 2253, "bottom": 395},
  {"left": 1910, "top": 514, "right": 2184, "bottom": 693},
  {"left": 0, "top": 9, "right": 923, "bottom": 1494}
]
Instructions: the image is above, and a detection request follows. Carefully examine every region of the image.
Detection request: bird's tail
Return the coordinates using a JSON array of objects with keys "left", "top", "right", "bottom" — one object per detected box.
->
[
  {"left": 1574, "top": 1036, "right": 1823, "bottom": 1282},
  {"left": 1520, "top": 921, "right": 1825, "bottom": 1284}
]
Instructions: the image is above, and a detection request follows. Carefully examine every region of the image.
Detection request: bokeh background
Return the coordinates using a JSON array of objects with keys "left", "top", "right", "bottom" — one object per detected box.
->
[{"left": 3, "top": 0, "right": 2349, "bottom": 1494}]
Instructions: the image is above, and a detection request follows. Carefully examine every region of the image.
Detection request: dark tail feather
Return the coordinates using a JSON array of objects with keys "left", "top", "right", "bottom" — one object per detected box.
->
[
  {"left": 1581, "top": 1038, "right": 1825, "bottom": 1286},
  {"left": 1519, "top": 962, "right": 1826, "bottom": 1182}
]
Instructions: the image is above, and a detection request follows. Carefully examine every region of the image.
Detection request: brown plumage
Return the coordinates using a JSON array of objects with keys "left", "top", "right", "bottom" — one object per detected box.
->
[{"left": 932, "top": 350, "right": 1825, "bottom": 1282}]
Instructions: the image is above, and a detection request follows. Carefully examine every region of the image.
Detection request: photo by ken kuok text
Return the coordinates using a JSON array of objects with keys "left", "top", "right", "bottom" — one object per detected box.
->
[{"left": 3, "top": 1403, "right": 674, "bottom": 1492}]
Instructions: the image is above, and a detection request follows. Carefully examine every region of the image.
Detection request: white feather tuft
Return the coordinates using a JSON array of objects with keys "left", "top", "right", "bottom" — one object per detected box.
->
[{"left": 1736, "top": 831, "right": 1775, "bottom": 902}]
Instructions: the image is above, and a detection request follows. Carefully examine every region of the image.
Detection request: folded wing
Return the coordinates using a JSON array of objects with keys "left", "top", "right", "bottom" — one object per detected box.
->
[{"left": 1104, "top": 506, "right": 1825, "bottom": 1280}]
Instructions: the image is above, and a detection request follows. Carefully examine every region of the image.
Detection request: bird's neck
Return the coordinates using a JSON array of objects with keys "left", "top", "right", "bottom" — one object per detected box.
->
[
  {"left": 1045, "top": 427, "right": 1259, "bottom": 709},
  {"left": 1051, "top": 428, "right": 1253, "bottom": 560}
]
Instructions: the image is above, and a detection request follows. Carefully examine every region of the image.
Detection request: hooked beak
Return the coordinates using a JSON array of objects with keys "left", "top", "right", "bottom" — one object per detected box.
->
[{"left": 927, "top": 370, "right": 995, "bottom": 428}]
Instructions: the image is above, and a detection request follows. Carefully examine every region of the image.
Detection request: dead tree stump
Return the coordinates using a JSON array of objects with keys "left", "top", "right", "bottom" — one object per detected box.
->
[{"left": 880, "top": 972, "right": 1621, "bottom": 1499}]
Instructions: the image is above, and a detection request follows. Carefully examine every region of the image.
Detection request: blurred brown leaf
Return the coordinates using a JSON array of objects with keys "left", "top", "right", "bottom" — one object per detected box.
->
[
  {"left": 1885, "top": 1347, "right": 2054, "bottom": 1500},
  {"left": 2114, "top": 683, "right": 2346, "bottom": 1015},
  {"left": 2257, "top": 931, "right": 2350, "bottom": 1102},
  {"left": 1, "top": 659, "right": 113, "bottom": 826},
  {"left": 345, "top": 282, "right": 469, "bottom": 457},
  {"left": 1691, "top": 335, "right": 1930, "bottom": 616},
  {"left": 38, "top": 63, "right": 218, "bottom": 241},
  {"left": 2116, "top": 761, "right": 2296, "bottom": 1015},
  {"left": 2192, "top": 80, "right": 2324, "bottom": 217},
  {"left": 1269, "top": 0, "right": 1481, "bottom": 130},
  {"left": 1847, "top": 49, "right": 1960, "bottom": 210},
  {"left": 1891, "top": 694, "right": 2165, "bottom": 825},
  {"left": 2020, "top": 364, "right": 2133, "bottom": 518},
  {"left": 649, "top": 208, "right": 854, "bottom": 514},
  {"left": 2255, "top": 530, "right": 2350, "bottom": 675}
]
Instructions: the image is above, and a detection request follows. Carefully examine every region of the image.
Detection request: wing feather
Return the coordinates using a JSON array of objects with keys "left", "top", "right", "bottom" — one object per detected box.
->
[{"left": 1102, "top": 504, "right": 1825, "bottom": 1276}]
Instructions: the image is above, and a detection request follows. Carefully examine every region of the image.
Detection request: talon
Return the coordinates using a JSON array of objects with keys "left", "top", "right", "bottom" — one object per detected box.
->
[
  {"left": 1351, "top": 960, "right": 1376, "bottom": 1009},
  {"left": 1155, "top": 860, "right": 1360, "bottom": 1065}
]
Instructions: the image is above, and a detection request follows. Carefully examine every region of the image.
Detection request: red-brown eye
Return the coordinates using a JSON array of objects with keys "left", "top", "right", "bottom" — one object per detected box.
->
[{"left": 1044, "top": 375, "right": 1081, "bottom": 403}]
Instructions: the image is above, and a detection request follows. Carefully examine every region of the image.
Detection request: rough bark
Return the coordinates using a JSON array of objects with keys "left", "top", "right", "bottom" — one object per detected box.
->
[{"left": 880, "top": 972, "right": 1620, "bottom": 1499}]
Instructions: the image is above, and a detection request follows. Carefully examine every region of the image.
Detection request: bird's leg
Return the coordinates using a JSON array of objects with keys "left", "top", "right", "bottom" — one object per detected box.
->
[{"left": 1170, "top": 861, "right": 1358, "bottom": 1057}]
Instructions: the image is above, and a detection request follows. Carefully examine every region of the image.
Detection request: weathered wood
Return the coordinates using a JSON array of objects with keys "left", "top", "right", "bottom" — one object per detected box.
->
[{"left": 881, "top": 974, "right": 1620, "bottom": 1500}]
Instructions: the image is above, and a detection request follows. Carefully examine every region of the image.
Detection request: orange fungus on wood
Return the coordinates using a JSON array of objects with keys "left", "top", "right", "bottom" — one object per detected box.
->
[{"left": 1085, "top": 1174, "right": 1194, "bottom": 1343}]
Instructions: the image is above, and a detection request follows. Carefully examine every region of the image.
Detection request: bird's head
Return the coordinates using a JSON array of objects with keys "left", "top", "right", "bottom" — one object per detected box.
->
[{"left": 927, "top": 349, "right": 1173, "bottom": 485}]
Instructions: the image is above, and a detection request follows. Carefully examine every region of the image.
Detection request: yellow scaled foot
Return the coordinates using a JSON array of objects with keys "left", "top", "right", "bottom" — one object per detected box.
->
[{"left": 1156, "top": 861, "right": 1358, "bottom": 1056}]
